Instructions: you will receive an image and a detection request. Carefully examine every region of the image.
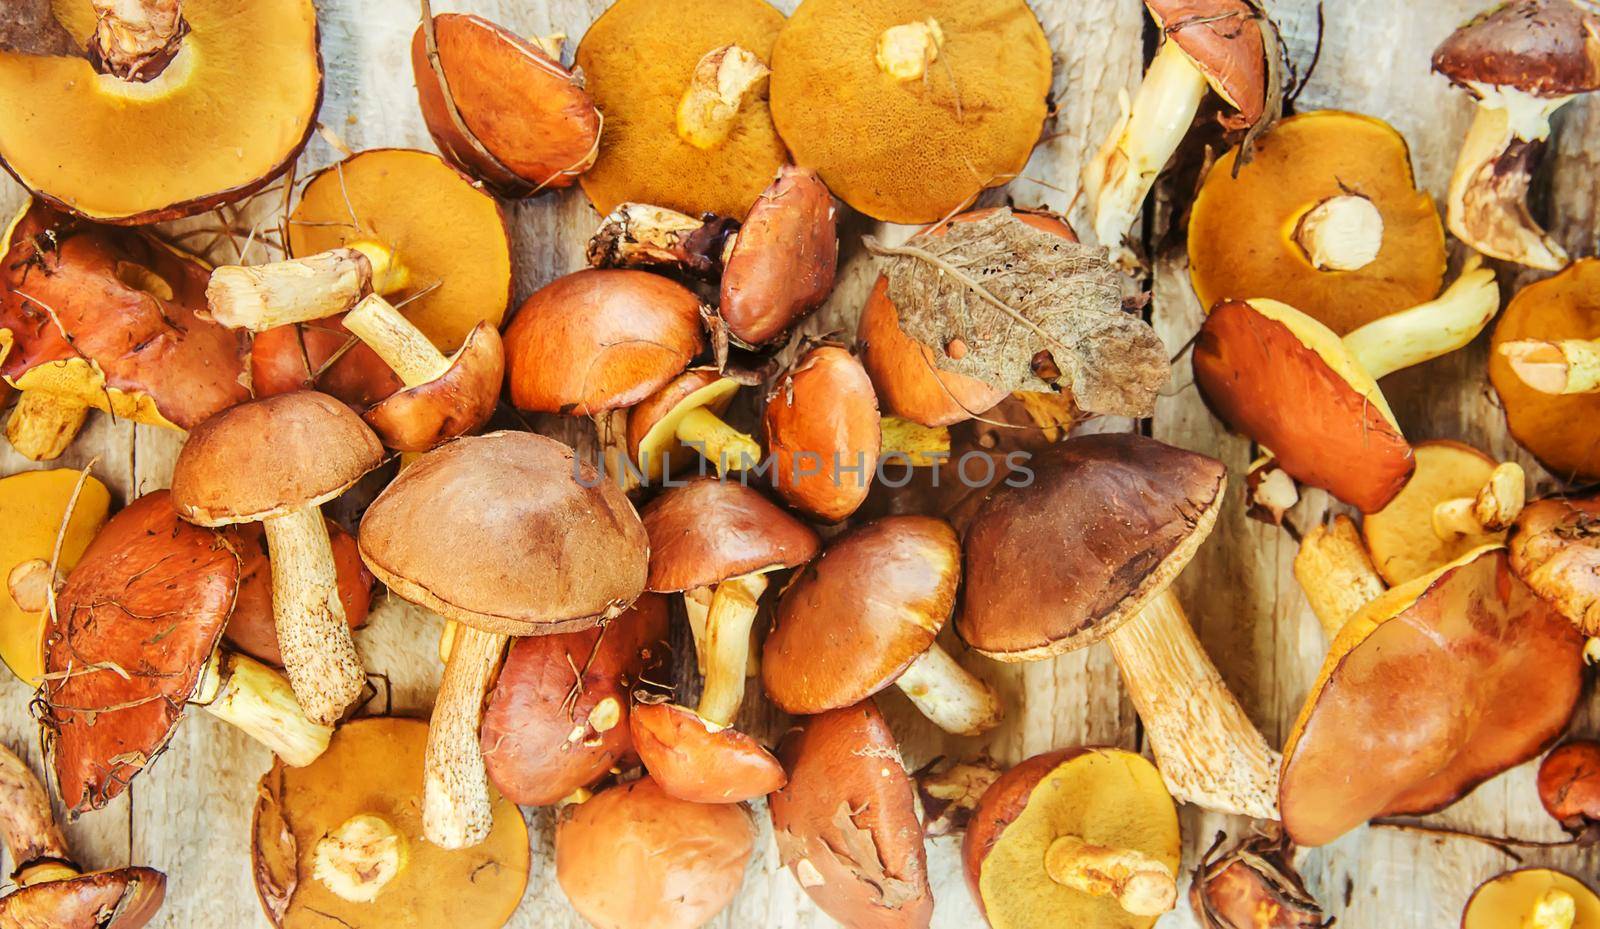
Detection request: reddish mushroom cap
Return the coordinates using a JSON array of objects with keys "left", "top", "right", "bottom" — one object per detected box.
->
[
  {"left": 641, "top": 478, "right": 820, "bottom": 592},
  {"left": 628, "top": 700, "right": 786, "bottom": 803},
  {"left": 250, "top": 316, "right": 405, "bottom": 409},
  {"left": 765, "top": 345, "right": 881, "bottom": 523},
  {"left": 720, "top": 165, "right": 839, "bottom": 346},
  {"left": 222, "top": 518, "right": 373, "bottom": 667},
  {"left": 1148, "top": 0, "right": 1270, "bottom": 124},
  {"left": 1537, "top": 740, "right": 1600, "bottom": 835},
  {"left": 1432, "top": 0, "right": 1600, "bottom": 97},
  {"left": 364, "top": 320, "right": 506, "bottom": 452},
  {"left": 0, "top": 867, "right": 167, "bottom": 929}
]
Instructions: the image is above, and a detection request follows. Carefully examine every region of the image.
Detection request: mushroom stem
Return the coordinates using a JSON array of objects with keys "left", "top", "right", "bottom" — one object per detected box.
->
[
  {"left": 879, "top": 416, "right": 951, "bottom": 467},
  {"left": 1292, "top": 194, "right": 1384, "bottom": 272},
  {"left": 89, "top": 0, "right": 185, "bottom": 81},
  {"left": 1522, "top": 889, "right": 1578, "bottom": 929},
  {"left": 1244, "top": 455, "right": 1299, "bottom": 527},
  {"left": 195, "top": 650, "right": 332, "bottom": 767},
  {"left": 1340, "top": 256, "right": 1499, "bottom": 380},
  {"left": 676, "top": 44, "right": 770, "bottom": 150},
  {"left": 311, "top": 813, "right": 409, "bottom": 903},
  {"left": 1104, "top": 588, "right": 1281, "bottom": 818},
  {"left": 0, "top": 742, "right": 71, "bottom": 871},
  {"left": 205, "top": 243, "right": 409, "bottom": 331},
  {"left": 697, "top": 573, "right": 767, "bottom": 726},
  {"left": 262, "top": 505, "right": 366, "bottom": 727},
  {"left": 1433, "top": 461, "right": 1525, "bottom": 538},
  {"left": 587, "top": 203, "right": 723, "bottom": 274},
  {"left": 1084, "top": 37, "right": 1210, "bottom": 251},
  {"left": 6, "top": 558, "right": 55, "bottom": 613},
  {"left": 595, "top": 410, "right": 641, "bottom": 492},
  {"left": 1500, "top": 338, "right": 1600, "bottom": 395},
  {"left": 424, "top": 623, "right": 508, "bottom": 849},
  {"left": 1447, "top": 95, "right": 1571, "bottom": 271},
  {"left": 343, "top": 294, "right": 450, "bottom": 387},
  {"left": 675, "top": 408, "right": 761, "bottom": 474},
  {"left": 4, "top": 391, "right": 89, "bottom": 462},
  {"left": 893, "top": 641, "right": 1002, "bottom": 736},
  {"left": 1293, "top": 515, "right": 1384, "bottom": 638},
  {"left": 875, "top": 18, "right": 943, "bottom": 81},
  {"left": 683, "top": 588, "right": 713, "bottom": 676},
  {"left": 1044, "top": 835, "right": 1178, "bottom": 917}
]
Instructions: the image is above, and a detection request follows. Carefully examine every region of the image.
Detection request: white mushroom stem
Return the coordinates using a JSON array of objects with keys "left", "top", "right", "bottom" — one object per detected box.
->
[
  {"left": 1447, "top": 88, "right": 1573, "bottom": 271},
  {"left": 685, "top": 587, "right": 757, "bottom": 677},
  {"left": 1084, "top": 38, "right": 1210, "bottom": 251},
  {"left": 205, "top": 242, "right": 410, "bottom": 331},
  {"left": 262, "top": 505, "right": 366, "bottom": 727},
  {"left": 311, "top": 814, "right": 409, "bottom": 903},
  {"left": 875, "top": 18, "right": 943, "bottom": 81},
  {"left": 343, "top": 294, "right": 450, "bottom": 388},
  {"left": 1500, "top": 338, "right": 1600, "bottom": 395},
  {"left": 423, "top": 623, "right": 507, "bottom": 849},
  {"left": 1104, "top": 587, "right": 1281, "bottom": 818},
  {"left": 89, "top": 0, "right": 184, "bottom": 79},
  {"left": 1521, "top": 888, "right": 1578, "bottom": 929},
  {"left": 194, "top": 650, "right": 333, "bottom": 767},
  {"left": 6, "top": 559, "right": 56, "bottom": 613},
  {"left": 1293, "top": 194, "right": 1384, "bottom": 272},
  {"left": 1340, "top": 256, "right": 1499, "bottom": 380},
  {"left": 1044, "top": 835, "right": 1178, "bottom": 918},
  {"left": 0, "top": 742, "right": 71, "bottom": 870},
  {"left": 1244, "top": 455, "right": 1299, "bottom": 527},
  {"left": 676, "top": 44, "right": 769, "bottom": 150},
  {"left": 879, "top": 416, "right": 951, "bottom": 467},
  {"left": 676, "top": 409, "right": 761, "bottom": 474},
  {"left": 1293, "top": 515, "right": 1384, "bottom": 638},
  {"left": 1433, "top": 462, "right": 1525, "bottom": 538},
  {"left": 893, "top": 641, "right": 1003, "bottom": 737},
  {"left": 4, "top": 391, "right": 89, "bottom": 462},
  {"left": 697, "top": 572, "right": 767, "bottom": 726}
]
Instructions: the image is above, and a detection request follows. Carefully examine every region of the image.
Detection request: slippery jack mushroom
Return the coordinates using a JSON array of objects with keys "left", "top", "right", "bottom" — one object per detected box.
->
[
  {"left": 0, "top": 741, "right": 164, "bottom": 928},
  {"left": 1507, "top": 489, "right": 1600, "bottom": 664},
  {"left": 1461, "top": 869, "right": 1600, "bottom": 929},
  {"left": 1538, "top": 740, "right": 1600, "bottom": 842},
  {"left": 627, "top": 369, "right": 763, "bottom": 481},
  {"left": 0, "top": 468, "right": 109, "bottom": 684},
  {"left": 765, "top": 345, "right": 883, "bottom": 522},
  {"left": 1433, "top": 0, "right": 1600, "bottom": 270},
  {"left": 1189, "top": 831, "right": 1327, "bottom": 929}
]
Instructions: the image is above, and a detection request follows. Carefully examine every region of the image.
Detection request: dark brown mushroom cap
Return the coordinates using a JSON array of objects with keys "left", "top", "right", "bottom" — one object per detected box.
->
[
  {"left": 629, "top": 700, "right": 787, "bottom": 803},
  {"left": 363, "top": 320, "right": 505, "bottom": 452},
  {"left": 641, "top": 479, "right": 820, "bottom": 592},
  {"left": 0, "top": 866, "right": 166, "bottom": 929},
  {"left": 764, "top": 345, "right": 882, "bottom": 523},
  {"left": 1147, "top": 0, "right": 1269, "bottom": 124},
  {"left": 1432, "top": 0, "right": 1600, "bottom": 97},
  {"left": 481, "top": 594, "right": 669, "bottom": 806},
  {"left": 769, "top": 701, "right": 932, "bottom": 929},
  {"left": 171, "top": 391, "right": 384, "bottom": 525},
  {"left": 1507, "top": 492, "right": 1600, "bottom": 636},
  {"left": 358, "top": 431, "right": 648, "bottom": 635},
  {"left": 42, "top": 491, "right": 239, "bottom": 815},
  {"left": 720, "top": 165, "right": 839, "bottom": 346},
  {"left": 957, "top": 432, "right": 1225, "bottom": 660},
  {"left": 763, "top": 516, "right": 957, "bottom": 714}
]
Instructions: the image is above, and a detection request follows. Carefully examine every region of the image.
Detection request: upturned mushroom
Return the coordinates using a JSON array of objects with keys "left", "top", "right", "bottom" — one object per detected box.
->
[
  {"left": 765, "top": 345, "right": 882, "bottom": 522},
  {"left": 358, "top": 432, "right": 648, "bottom": 849},
  {"left": 960, "top": 433, "right": 1280, "bottom": 818},
  {"left": 1538, "top": 740, "right": 1600, "bottom": 841},
  {"left": 0, "top": 740, "right": 164, "bottom": 928},
  {"left": 1433, "top": 0, "right": 1600, "bottom": 270},
  {"left": 628, "top": 698, "right": 787, "bottom": 804},
  {"left": 1461, "top": 868, "right": 1600, "bottom": 929},
  {"left": 764, "top": 515, "right": 1003, "bottom": 736},
  {"left": 1189, "top": 832, "right": 1326, "bottom": 929},
  {"left": 769, "top": 701, "right": 933, "bottom": 929},
  {"left": 0, "top": 468, "right": 109, "bottom": 684},
  {"left": 627, "top": 369, "right": 763, "bottom": 480},
  {"left": 171, "top": 391, "right": 382, "bottom": 726},
  {"left": 963, "top": 748, "right": 1181, "bottom": 928},
  {"left": 1084, "top": 0, "right": 1277, "bottom": 254},
  {"left": 1506, "top": 489, "right": 1600, "bottom": 663},
  {"left": 222, "top": 517, "right": 373, "bottom": 667},
  {"left": 252, "top": 717, "right": 529, "bottom": 927}
]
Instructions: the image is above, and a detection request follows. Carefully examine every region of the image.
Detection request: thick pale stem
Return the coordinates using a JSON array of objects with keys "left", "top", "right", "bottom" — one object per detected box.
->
[
  {"left": 1293, "top": 194, "right": 1384, "bottom": 272},
  {"left": 344, "top": 294, "right": 450, "bottom": 388},
  {"left": 312, "top": 814, "right": 409, "bottom": 903},
  {"left": 676, "top": 407, "right": 761, "bottom": 474},
  {"left": 587, "top": 203, "right": 713, "bottom": 272},
  {"left": 1341, "top": 257, "right": 1499, "bottom": 380},
  {"left": 198, "top": 651, "right": 332, "bottom": 767},
  {"left": 676, "top": 45, "right": 769, "bottom": 150},
  {"left": 1500, "top": 339, "right": 1600, "bottom": 395},
  {"left": 89, "top": 0, "right": 184, "bottom": 80},
  {"left": 424, "top": 624, "right": 507, "bottom": 849},
  {"left": 5, "top": 391, "right": 88, "bottom": 462},
  {"left": 1105, "top": 588, "right": 1280, "bottom": 818},
  {"left": 876, "top": 19, "right": 943, "bottom": 81},
  {"left": 683, "top": 588, "right": 713, "bottom": 676},
  {"left": 1244, "top": 456, "right": 1299, "bottom": 527},
  {"left": 1044, "top": 835, "right": 1177, "bottom": 917},
  {"left": 894, "top": 641, "right": 1002, "bottom": 736},
  {"left": 1084, "top": 39, "right": 1209, "bottom": 250},
  {"left": 1293, "top": 515, "right": 1384, "bottom": 638},
  {"left": 6, "top": 559, "right": 55, "bottom": 613},
  {"left": 697, "top": 573, "right": 767, "bottom": 726},
  {"left": 1521, "top": 889, "right": 1577, "bottom": 929},
  {"left": 594, "top": 410, "right": 640, "bottom": 493},
  {"left": 1432, "top": 461, "right": 1525, "bottom": 538},
  {"left": 0, "top": 743, "right": 71, "bottom": 870},
  {"left": 262, "top": 506, "right": 365, "bottom": 727},
  {"left": 1447, "top": 96, "right": 1571, "bottom": 271},
  {"left": 879, "top": 416, "right": 951, "bottom": 467},
  {"left": 206, "top": 244, "right": 407, "bottom": 331}
]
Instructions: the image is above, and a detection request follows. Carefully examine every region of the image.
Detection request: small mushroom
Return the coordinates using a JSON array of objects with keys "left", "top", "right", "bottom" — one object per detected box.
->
[
  {"left": 221, "top": 517, "right": 373, "bottom": 668},
  {"left": 1538, "top": 741, "right": 1600, "bottom": 841},
  {"left": 0, "top": 741, "right": 164, "bottom": 928},
  {"left": 1507, "top": 489, "right": 1600, "bottom": 661},
  {"left": 628, "top": 699, "right": 786, "bottom": 803},
  {"left": 627, "top": 369, "right": 762, "bottom": 480},
  {"left": 1190, "top": 832, "right": 1327, "bottom": 929},
  {"left": 251, "top": 717, "right": 529, "bottom": 927},
  {"left": 1461, "top": 868, "right": 1600, "bottom": 929},
  {"left": 765, "top": 345, "right": 882, "bottom": 522},
  {"left": 1433, "top": 0, "right": 1600, "bottom": 270},
  {"left": 963, "top": 748, "right": 1181, "bottom": 928},
  {"left": 764, "top": 515, "right": 1002, "bottom": 736},
  {"left": 769, "top": 701, "right": 933, "bottom": 929},
  {"left": 555, "top": 775, "right": 754, "bottom": 929}
]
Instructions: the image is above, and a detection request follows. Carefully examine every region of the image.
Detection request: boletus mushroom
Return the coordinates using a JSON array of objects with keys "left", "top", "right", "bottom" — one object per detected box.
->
[
  {"left": 0, "top": 740, "right": 164, "bottom": 928},
  {"left": 768, "top": 0, "right": 1052, "bottom": 223},
  {"left": 358, "top": 431, "right": 648, "bottom": 849},
  {"left": 1189, "top": 832, "right": 1327, "bottom": 929},
  {"left": 0, "top": 0, "right": 319, "bottom": 223},
  {"left": 1538, "top": 740, "right": 1600, "bottom": 842},
  {"left": 1461, "top": 868, "right": 1600, "bottom": 929},
  {"left": 1506, "top": 488, "right": 1600, "bottom": 662},
  {"left": 960, "top": 433, "right": 1280, "bottom": 817},
  {"left": 764, "top": 515, "right": 1003, "bottom": 736},
  {"left": 1433, "top": 0, "right": 1600, "bottom": 270},
  {"left": 252, "top": 717, "right": 529, "bottom": 927},
  {"left": 627, "top": 369, "right": 763, "bottom": 480},
  {"left": 963, "top": 748, "right": 1181, "bottom": 928},
  {"left": 765, "top": 345, "right": 882, "bottom": 522}
]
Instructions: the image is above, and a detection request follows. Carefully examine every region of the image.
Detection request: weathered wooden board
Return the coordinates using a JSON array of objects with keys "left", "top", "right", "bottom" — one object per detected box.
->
[{"left": 0, "top": 0, "right": 1593, "bottom": 927}]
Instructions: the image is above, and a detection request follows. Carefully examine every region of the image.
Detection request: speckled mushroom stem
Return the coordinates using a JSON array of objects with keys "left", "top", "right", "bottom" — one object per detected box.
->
[
  {"left": 894, "top": 641, "right": 1003, "bottom": 737},
  {"left": 1434, "top": 462, "right": 1525, "bottom": 538},
  {"left": 697, "top": 573, "right": 767, "bottom": 726},
  {"left": 195, "top": 650, "right": 332, "bottom": 767},
  {"left": 1293, "top": 516, "right": 1384, "bottom": 638},
  {"left": 1292, "top": 194, "right": 1384, "bottom": 272},
  {"left": 1500, "top": 338, "right": 1600, "bottom": 395},
  {"left": 676, "top": 44, "right": 770, "bottom": 150},
  {"left": 1044, "top": 835, "right": 1178, "bottom": 918},
  {"left": 1104, "top": 588, "right": 1281, "bottom": 818},
  {"left": 675, "top": 411, "right": 762, "bottom": 475},
  {"left": 4, "top": 391, "right": 90, "bottom": 462},
  {"left": 205, "top": 243, "right": 410, "bottom": 332},
  {"left": 1447, "top": 94, "right": 1572, "bottom": 271},
  {"left": 263, "top": 505, "right": 367, "bottom": 727},
  {"left": 423, "top": 623, "right": 508, "bottom": 849},
  {"left": 879, "top": 416, "right": 950, "bottom": 468},
  {"left": 1340, "top": 256, "right": 1499, "bottom": 380},
  {"left": 0, "top": 742, "right": 72, "bottom": 882},
  {"left": 342, "top": 294, "right": 450, "bottom": 387}
]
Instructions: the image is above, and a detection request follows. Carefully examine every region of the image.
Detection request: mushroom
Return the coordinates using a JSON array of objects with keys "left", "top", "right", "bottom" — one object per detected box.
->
[
  {"left": 170, "top": 391, "right": 382, "bottom": 726},
  {"left": 960, "top": 433, "right": 1280, "bottom": 817},
  {"left": 249, "top": 313, "right": 404, "bottom": 412},
  {"left": 1292, "top": 515, "right": 1386, "bottom": 638},
  {"left": 915, "top": 756, "right": 1001, "bottom": 838},
  {"left": 1243, "top": 455, "right": 1300, "bottom": 528},
  {"left": 1433, "top": 0, "right": 1600, "bottom": 270},
  {"left": 1538, "top": 741, "right": 1600, "bottom": 841},
  {"left": 768, "top": 0, "right": 1052, "bottom": 223},
  {"left": 1189, "top": 832, "right": 1326, "bottom": 929},
  {"left": 412, "top": 8, "right": 601, "bottom": 197},
  {"left": 40, "top": 491, "right": 334, "bottom": 815},
  {"left": 574, "top": 0, "right": 786, "bottom": 220},
  {"left": 0, "top": 741, "right": 164, "bottom": 928},
  {"left": 0, "top": 200, "right": 249, "bottom": 461},
  {"left": 555, "top": 775, "right": 754, "bottom": 929},
  {"left": 1084, "top": 0, "right": 1275, "bottom": 254},
  {"left": 764, "top": 515, "right": 1003, "bottom": 736},
  {"left": 1490, "top": 258, "right": 1600, "bottom": 480},
  {"left": 1506, "top": 489, "right": 1600, "bottom": 662},
  {"left": 769, "top": 701, "right": 933, "bottom": 929},
  {"left": 0, "top": 0, "right": 319, "bottom": 222},
  {"left": 221, "top": 518, "right": 373, "bottom": 668},
  {"left": 963, "top": 748, "right": 1181, "bottom": 927},
  {"left": 357, "top": 431, "right": 648, "bottom": 849},
  {"left": 628, "top": 699, "right": 787, "bottom": 804},
  {"left": 1188, "top": 111, "right": 1449, "bottom": 335},
  {"left": 252, "top": 716, "right": 529, "bottom": 926},
  {"left": 765, "top": 345, "right": 882, "bottom": 522},
  {"left": 1279, "top": 546, "right": 1586, "bottom": 846},
  {"left": 1193, "top": 266, "right": 1500, "bottom": 512},
  {"left": 478, "top": 594, "right": 668, "bottom": 806},
  {"left": 1461, "top": 868, "right": 1600, "bottom": 929},
  {"left": 627, "top": 369, "right": 763, "bottom": 480}
]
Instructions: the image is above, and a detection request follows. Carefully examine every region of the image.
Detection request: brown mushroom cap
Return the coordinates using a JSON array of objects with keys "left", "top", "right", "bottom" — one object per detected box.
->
[
  {"left": 1507, "top": 491, "right": 1600, "bottom": 636},
  {"left": 222, "top": 518, "right": 373, "bottom": 667},
  {"left": 0, "top": 867, "right": 167, "bottom": 929},
  {"left": 765, "top": 345, "right": 882, "bottom": 523},
  {"left": 1279, "top": 546, "right": 1586, "bottom": 847},
  {"left": 555, "top": 776, "right": 754, "bottom": 929},
  {"left": 250, "top": 314, "right": 405, "bottom": 409},
  {"left": 625, "top": 368, "right": 743, "bottom": 482},
  {"left": 958, "top": 432, "right": 1225, "bottom": 660},
  {"left": 762, "top": 516, "right": 956, "bottom": 713},
  {"left": 1193, "top": 298, "right": 1414, "bottom": 514},
  {"left": 1460, "top": 868, "right": 1600, "bottom": 929},
  {"left": 1189, "top": 834, "right": 1326, "bottom": 929},
  {"left": 41, "top": 491, "right": 239, "bottom": 814},
  {"left": 1538, "top": 740, "right": 1600, "bottom": 834},
  {"left": 170, "top": 391, "right": 383, "bottom": 526},
  {"left": 358, "top": 431, "right": 648, "bottom": 635},
  {"left": 479, "top": 594, "right": 669, "bottom": 806},
  {"left": 641, "top": 478, "right": 819, "bottom": 592},
  {"left": 629, "top": 700, "right": 786, "bottom": 803},
  {"left": 1148, "top": 0, "right": 1268, "bottom": 124},
  {"left": 503, "top": 269, "right": 707, "bottom": 416},
  {"left": 720, "top": 165, "right": 839, "bottom": 346},
  {"left": 770, "top": 701, "right": 930, "bottom": 929},
  {"left": 363, "top": 320, "right": 505, "bottom": 452},
  {"left": 1433, "top": 0, "right": 1600, "bottom": 97},
  {"left": 1363, "top": 440, "right": 1502, "bottom": 586}
]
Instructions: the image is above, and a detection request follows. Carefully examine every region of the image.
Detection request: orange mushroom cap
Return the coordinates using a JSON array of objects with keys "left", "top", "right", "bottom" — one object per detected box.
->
[
  {"left": 250, "top": 315, "right": 404, "bottom": 409},
  {"left": 720, "top": 165, "right": 839, "bottom": 346},
  {"left": 1433, "top": 0, "right": 1600, "bottom": 97},
  {"left": 0, "top": 867, "right": 167, "bottom": 929},
  {"left": 628, "top": 699, "right": 786, "bottom": 803},
  {"left": 363, "top": 320, "right": 505, "bottom": 452},
  {"left": 1148, "top": 0, "right": 1269, "bottom": 126},
  {"left": 764, "top": 345, "right": 881, "bottom": 522}
]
